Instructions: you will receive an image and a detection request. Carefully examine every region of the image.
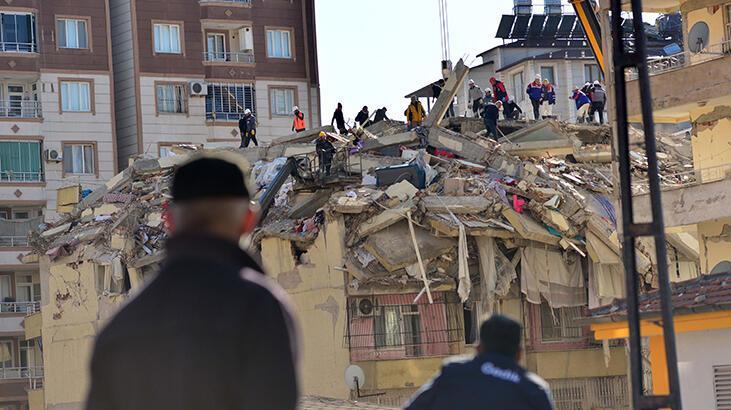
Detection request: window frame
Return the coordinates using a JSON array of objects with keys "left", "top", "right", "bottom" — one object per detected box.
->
[
  {"left": 154, "top": 81, "right": 188, "bottom": 116},
  {"left": 55, "top": 15, "right": 91, "bottom": 50},
  {"left": 205, "top": 82, "right": 256, "bottom": 122},
  {"left": 152, "top": 21, "right": 184, "bottom": 55},
  {"left": 529, "top": 301, "right": 591, "bottom": 351},
  {"left": 0, "top": 12, "right": 38, "bottom": 53},
  {"left": 205, "top": 31, "right": 227, "bottom": 61},
  {"left": 511, "top": 70, "right": 524, "bottom": 102},
  {"left": 268, "top": 85, "right": 297, "bottom": 118},
  {"left": 540, "top": 65, "right": 556, "bottom": 85},
  {"left": 0, "top": 138, "right": 43, "bottom": 184},
  {"left": 0, "top": 340, "right": 14, "bottom": 369},
  {"left": 265, "top": 27, "right": 294, "bottom": 60},
  {"left": 58, "top": 78, "right": 95, "bottom": 114},
  {"left": 584, "top": 63, "right": 603, "bottom": 83},
  {"left": 61, "top": 141, "right": 98, "bottom": 177}
]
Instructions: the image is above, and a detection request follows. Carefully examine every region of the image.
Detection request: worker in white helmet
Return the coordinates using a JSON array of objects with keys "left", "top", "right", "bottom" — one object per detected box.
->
[
  {"left": 238, "top": 108, "right": 258, "bottom": 148},
  {"left": 468, "top": 79, "right": 484, "bottom": 118}
]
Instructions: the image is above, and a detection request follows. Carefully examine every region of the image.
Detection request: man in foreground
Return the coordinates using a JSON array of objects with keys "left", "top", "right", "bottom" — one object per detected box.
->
[
  {"left": 86, "top": 154, "right": 299, "bottom": 410},
  {"left": 404, "top": 315, "right": 553, "bottom": 410}
]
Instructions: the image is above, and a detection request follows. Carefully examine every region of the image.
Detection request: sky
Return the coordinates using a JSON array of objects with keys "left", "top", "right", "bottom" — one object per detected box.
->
[{"left": 313, "top": 0, "right": 534, "bottom": 126}]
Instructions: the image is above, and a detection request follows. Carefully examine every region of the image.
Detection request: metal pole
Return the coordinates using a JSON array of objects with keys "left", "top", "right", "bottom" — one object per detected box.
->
[{"left": 609, "top": 0, "right": 682, "bottom": 408}]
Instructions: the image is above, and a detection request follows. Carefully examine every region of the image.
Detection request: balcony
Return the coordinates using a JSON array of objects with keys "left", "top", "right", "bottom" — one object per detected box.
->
[
  {"left": 0, "top": 101, "right": 41, "bottom": 119},
  {"left": 624, "top": 40, "right": 731, "bottom": 121},
  {"left": 0, "top": 367, "right": 43, "bottom": 382},
  {"left": 202, "top": 51, "right": 255, "bottom": 65},
  {"left": 0, "top": 236, "right": 27, "bottom": 247},
  {"left": 0, "top": 171, "right": 43, "bottom": 183},
  {"left": 0, "top": 301, "right": 39, "bottom": 315}
]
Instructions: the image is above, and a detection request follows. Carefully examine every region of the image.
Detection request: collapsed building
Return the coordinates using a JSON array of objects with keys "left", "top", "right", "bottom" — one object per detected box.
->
[{"left": 24, "top": 60, "right": 700, "bottom": 409}]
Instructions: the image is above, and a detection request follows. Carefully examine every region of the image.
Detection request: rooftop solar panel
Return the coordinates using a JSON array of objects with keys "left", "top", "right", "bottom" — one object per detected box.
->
[
  {"left": 571, "top": 21, "right": 586, "bottom": 38},
  {"left": 527, "top": 15, "right": 547, "bottom": 38},
  {"left": 510, "top": 15, "right": 531, "bottom": 39},
  {"left": 543, "top": 15, "right": 561, "bottom": 38},
  {"left": 496, "top": 15, "right": 516, "bottom": 38},
  {"left": 557, "top": 15, "right": 577, "bottom": 38}
]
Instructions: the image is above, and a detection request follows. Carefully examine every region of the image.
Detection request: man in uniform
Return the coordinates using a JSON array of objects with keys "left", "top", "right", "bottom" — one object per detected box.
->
[
  {"left": 86, "top": 154, "right": 299, "bottom": 410},
  {"left": 239, "top": 108, "right": 258, "bottom": 148},
  {"left": 404, "top": 315, "right": 553, "bottom": 410}
]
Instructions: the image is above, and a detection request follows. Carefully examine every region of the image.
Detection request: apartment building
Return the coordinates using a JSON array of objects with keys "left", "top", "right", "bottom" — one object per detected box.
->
[
  {"left": 110, "top": 0, "right": 320, "bottom": 166},
  {"left": 0, "top": 1, "right": 117, "bottom": 408}
]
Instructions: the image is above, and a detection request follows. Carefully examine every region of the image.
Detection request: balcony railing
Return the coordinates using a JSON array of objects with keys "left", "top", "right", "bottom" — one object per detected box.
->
[
  {"left": 202, "top": 51, "right": 255, "bottom": 64},
  {"left": 627, "top": 39, "right": 731, "bottom": 80},
  {"left": 0, "top": 101, "right": 42, "bottom": 118},
  {"left": 0, "top": 366, "right": 43, "bottom": 381},
  {"left": 0, "top": 301, "right": 40, "bottom": 314},
  {"left": 0, "top": 171, "right": 43, "bottom": 182},
  {"left": 0, "top": 42, "right": 38, "bottom": 53},
  {"left": 0, "top": 236, "right": 28, "bottom": 247},
  {"left": 200, "top": 0, "right": 252, "bottom": 4}
]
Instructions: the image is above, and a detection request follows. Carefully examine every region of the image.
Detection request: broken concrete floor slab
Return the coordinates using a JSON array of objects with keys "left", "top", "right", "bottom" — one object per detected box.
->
[
  {"left": 421, "top": 196, "right": 490, "bottom": 214},
  {"left": 364, "top": 220, "right": 456, "bottom": 272}
]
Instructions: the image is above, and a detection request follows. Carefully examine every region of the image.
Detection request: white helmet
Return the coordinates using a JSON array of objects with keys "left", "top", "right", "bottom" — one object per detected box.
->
[
  {"left": 593, "top": 80, "right": 601, "bottom": 86},
  {"left": 244, "top": 108, "right": 251, "bottom": 115},
  {"left": 535, "top": 74, "right": 541, "bottom": 80},
  {"left": 292, "top": 106, "right": 300, "bottom": 112},
  {"left": 468, "top": 79, "right": 475, "bottom": 86}
]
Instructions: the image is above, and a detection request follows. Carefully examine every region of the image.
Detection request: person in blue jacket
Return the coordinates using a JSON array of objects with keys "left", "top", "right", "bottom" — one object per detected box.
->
[
  {"left": 526, "top": 74, "right": 544, "bottom": 121},
  {"left": 571, "top": 86, "right": 592, "bottom": 124},
  {"left": 541, "top": 79, "right": 556, "bottom": 120},
  {"left": 404, "top": 315, "right": 554, "bottom": 410}
]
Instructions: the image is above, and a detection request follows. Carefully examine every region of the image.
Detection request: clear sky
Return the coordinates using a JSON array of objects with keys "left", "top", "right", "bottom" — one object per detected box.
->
[{"left": 313, "top": 0, "right": 530, "bottom": 126}]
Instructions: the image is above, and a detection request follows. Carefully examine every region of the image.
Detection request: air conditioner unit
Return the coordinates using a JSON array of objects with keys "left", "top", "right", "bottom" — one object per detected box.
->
[
  {"left": 189, "top": 81, "right": 208, "bottom": 96},
  {"left": 44, "top": 149, "right": 62, "bottom": 162},
  {"left": 356, "top": 298, "right": 375, "bottom": 317}
]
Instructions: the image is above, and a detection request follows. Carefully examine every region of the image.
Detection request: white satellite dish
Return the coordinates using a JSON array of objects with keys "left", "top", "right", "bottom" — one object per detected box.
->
[{"left": 345, "top": 364, "right": 366, "bottom": 391}]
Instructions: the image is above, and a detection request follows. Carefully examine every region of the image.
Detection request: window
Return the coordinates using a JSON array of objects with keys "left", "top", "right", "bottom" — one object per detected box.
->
[
  {"left": 401, "top": 305, "right": 422, "bottom": 357},
  {"left": 205, "top": 83, "right": 256, "bottom": 121},
  {"left": 0, "top": 341, "right": 13, "bottom": 369},
  {"left": 270, "top": 87, "right": 295, "bottom": 116},
  {"left": 539, "top": 303, "right": 584, "bottom": 342},
  {"left": 0, "top": 12, "right": 37, "bottom": 52},
  {"left": 0, "top": 275, "right": 11, "bottom": 302},
  {"left": 206, "top": 33, "right": 226, "bottom": 61},
  {"left": 15, "top": 273, "right": 39, "bottom": 303},
  {"left": 159, "top": 146, "right": 176, "bottom": 158},
  {"left": 540, "top": 66, "right": 555, "bottom": 84},
  {"left": 56, "top": 18, "right": 88, "bottom": 49},
  {"left": 60, "top": 81, "right": 91, "bottom": 112},
  {"left": 266, "top": 29, "right": 291, "bottom": 58},
  {"left": 512, "top": 71, "right": 524, "bottom": 102},
  {"left": 0, "top": 141, "right": 42, "bottom": 182},
  {"left": 374, "top": 306, "right": 402, "bottom": 348},
  {"left": 62, "top": 143, "right": 95, "bottom": 175},
  {"left": 584, "top": 64, "right": 603, "bottom": 83},
  {"left": 156, "top": 83, "right": 187, "bottom": 114},
  {"left": 715, "top": 365, "right": 731, "bottom": 410},
  {"left": 153, "top": 23, "right": 181, "bottom": 54}
]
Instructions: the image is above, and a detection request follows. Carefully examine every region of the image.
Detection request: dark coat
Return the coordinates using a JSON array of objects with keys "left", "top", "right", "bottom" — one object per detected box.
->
[
  {"left": 331, "top": 109, "right": 346, "bottom": 129},
  {"left": 373, "top": 108, "right": 389, "bottom": 123},
  {"left": 482, "top": 102, "right": 500, "bottom": 121},
  {"left": 86, "top": 234, "right": 299, "bottom": 410},
  {"left": 354, "top": 110, "right": 369, "bottom": 126},
  {"left": 404, "top": 353, "right": 554, "bottom": 410},
  {"left": 240, "top": 114, "right": 256, "bottom": 133}
]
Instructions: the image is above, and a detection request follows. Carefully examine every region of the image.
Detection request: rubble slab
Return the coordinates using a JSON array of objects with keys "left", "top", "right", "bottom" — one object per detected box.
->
[
  {"left": 356, "top": 200, "right": 414, "bottom": 238},
  {"left": 421, "top": 196, "right": 490, "bottom": 214},
  {"left": 423, "top": 59, "right": 468, "bottom": 128},
  {"left": 427, "top": 127, "right": 489, "bottom": 163},
  {"left": 364, "top": 221, "right": 456, "bottom": 272},
  {"left": 270, "top": 125, "right": 335, "bottom": 146},
  {"left": 361, "top": 131, "right": 418, "bottom": 152},
  {"left": 501, "top": 207, "right": 559, "bottom": 245}
]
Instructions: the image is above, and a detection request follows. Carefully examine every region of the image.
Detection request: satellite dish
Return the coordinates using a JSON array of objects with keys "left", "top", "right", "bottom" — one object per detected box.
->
[
  {"left": 687, "top": 22, "right": 709, "bottom": 53},
  {"left": 710, "top": 261, "right": 731, "bottom": 275},
  {"left": 345, "top": 365, "right": 365, "bottom": 391}
]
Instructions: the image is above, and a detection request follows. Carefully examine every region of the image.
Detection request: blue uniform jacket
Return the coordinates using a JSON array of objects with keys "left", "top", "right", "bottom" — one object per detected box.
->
[
  {"left": 572, "top": 91, "right": 591, "bottom": 109},
  {"left": 526, "top": 82, "right": 543, "bottom": 101},
  {"left": 404, "top": 353, "right": 553, "bottom": 410}
]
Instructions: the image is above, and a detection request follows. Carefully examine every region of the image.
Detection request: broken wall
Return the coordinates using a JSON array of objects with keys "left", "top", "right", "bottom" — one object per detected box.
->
[
  {"left": 259, "top": 215, "right": 351, "bottom": 400},
  {"left": 691, "top": 105, "right": 731, "bottom": 182},
  {"left": 697, "top": 216, "right": 731, "bottom": 273}
]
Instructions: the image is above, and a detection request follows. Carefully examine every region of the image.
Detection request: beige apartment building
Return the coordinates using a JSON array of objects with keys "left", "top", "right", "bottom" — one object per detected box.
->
[
  {"left": 110, "top": 0, "right": 320, "bottom": 166},
  {"left": 0, "top": 1, "right": 117, "bottom": 408}
]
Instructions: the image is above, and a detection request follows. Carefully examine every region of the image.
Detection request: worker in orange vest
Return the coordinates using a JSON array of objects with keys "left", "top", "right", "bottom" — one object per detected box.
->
[{"left": 292, "top": 106, "right": 306, "bottom": 132}]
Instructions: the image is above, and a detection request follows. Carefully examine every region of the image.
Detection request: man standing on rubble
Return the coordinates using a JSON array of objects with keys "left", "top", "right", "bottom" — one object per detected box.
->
[
  {"left": 490, "top": 77, "right": 509, "bottom": 104},
  {"left": 373, "top": 107, "right": 389, "bottom": 123},
  {"left": 588, "top": 81, "right": 607, "bottom": 125},
  {"left": 571, "top": 86, "right": 592, "bottom": 124},
  {"left": 526, "top": 75, "right": 543, "bottom": 121},
  {"left": 316, "top": 131, "right": 336, "bottom": 176},
  {"left": 292, "top": 106, "right": 306, "bottom": 132},
  {"left": 404, "top": 315, "right": 553, "bottom": 410},
  {"left": 482, "top": 99, "right": 501, "bottom": 140},
  {"left": 354, "top": 106, "right": 370, "bottom": 128},
  {"left": 541, "top": 79, "right": 556, "bottom": 120},
  {"left": 331, "top": 103, "right": 348, "bottom": 135},
  {"left": 468, "top": 79, "right": 484, "bottom": 117},
  {"left": 86, "top": 153, "right": 300, "bottom": 410},
  {"left": 239, "top": 109, "right": 258, "bottom": 148},
  {"left": 405, "top": 96, "right": 426, "bottom": 130}
]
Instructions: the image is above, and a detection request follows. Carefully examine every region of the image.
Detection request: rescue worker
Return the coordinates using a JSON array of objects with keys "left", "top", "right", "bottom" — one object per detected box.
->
[
  {"left": 490, "top": 76, "right": 509, "bottom": 104},
  {"left": 354, "top": 106, "right": 370, "bottom": 128},
  {"left": 526, "top": 74, "right": 543, "bottom": 121},
  {"left": 373, "top": 107, "right": 390, "bottom": 123},
  {"left": 86, "top": 154, "right": 299, "bottom": 410},
  {"left": 571, "top": 86, "right": 592, "bottom": 124},
  {"left": 503, "top": 99, "right": 523, "bottom": 121},
  {"left": 315, "top": 131, "right": 336, "bottom": 176},
  {"left": 541, "top": 79, "right": 556, "bottom": 120},
  {"left": 404, "top": 315, "right": 554, "bottom": 410},
  {"left": 404, "top": 96, "right": 426, "bottom": 130},
  {"left": 481, "top": 99, "right": 501, "bottom": 140},
  {"left": 331, "top": 103, "right": 348, "bottom": 135},
  {"left": 238, "top": 109, "right": 258, "bottom": 148},
  {"left": 589, "top": 81, "right": 607, "bottom": 124},
  {"left": 468, "top": 79, "right": 484, "bottom": 117},
  {"left": 292, "top": 106, "right": 306, "bottom": 132}
]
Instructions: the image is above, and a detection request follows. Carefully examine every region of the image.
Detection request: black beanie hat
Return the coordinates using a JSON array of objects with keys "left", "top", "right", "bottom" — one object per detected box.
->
[{"left": 172, "top": 157, "right": 249, "bottom": 202}]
